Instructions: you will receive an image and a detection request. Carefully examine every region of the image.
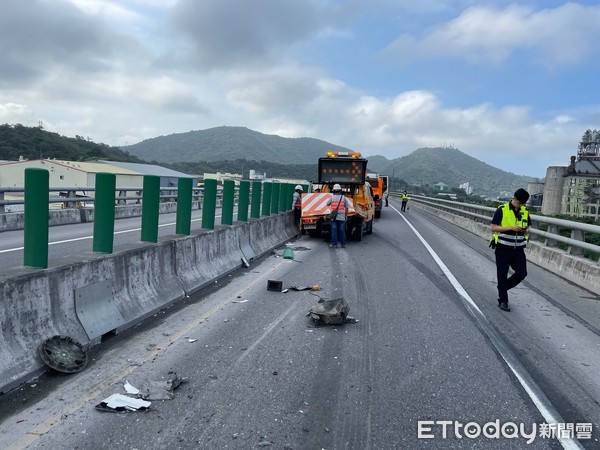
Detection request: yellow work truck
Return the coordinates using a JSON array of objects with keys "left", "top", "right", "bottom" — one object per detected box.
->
[{"left": 301, "top": 151, "right": 375, "bottom": 241}]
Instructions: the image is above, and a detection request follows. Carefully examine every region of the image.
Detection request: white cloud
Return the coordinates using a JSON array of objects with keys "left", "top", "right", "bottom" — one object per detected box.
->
[
  {"left": 383, "top": 3, "right": 600, "bottom": 67},
  {"left": 0, "top": 103, "right": 31, "bottom": 121}
]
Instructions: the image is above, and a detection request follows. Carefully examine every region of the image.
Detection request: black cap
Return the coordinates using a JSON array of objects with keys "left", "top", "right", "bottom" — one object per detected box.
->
[{"left": 514, "top": 188, "right": 529, "bottom": 204}]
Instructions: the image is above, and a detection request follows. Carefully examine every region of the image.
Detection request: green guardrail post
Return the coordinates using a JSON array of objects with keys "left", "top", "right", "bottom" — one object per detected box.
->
[
  {"left": 141, "top": 175, "right": 160, "bottom": 243},
  {"left": 251, "top": 181, "right": 262, "bottom": 219},
  {"left": 271, "top": 183, "right": 280, "bottom": 213},
  {"left": 262, "top": 183, "right": 272, "bottom": 216},
  {"left": 176, "top": 177, "right": 193, "bottom": 235},
  {"left": 202, "top": 178, "right": 217, "bottom": 229},
  {"left": 24, "top": 168, "right": 49, "bottom": 268},
  {"left": 286, "top": 184, "right": 294, "bottom": 210},
  {"left": 93, "top": 172, "right": 116, "bottom": 253},
  {"left": 279, "top": 183, "right": 288, "bottom": 212},
  {"left": 221, "top": 179, "right": 235, "bottom": 225},
  {"left": 237, "top": 180, "right": 250, "bottom": 222}
]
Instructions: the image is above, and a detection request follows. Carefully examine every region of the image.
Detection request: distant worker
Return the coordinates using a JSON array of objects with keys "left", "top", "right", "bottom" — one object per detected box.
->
[
  {"left": 401, "top": 190, "right": 409, "bottom": 211},
  {"left": 384, "top": 190, "right": 389, "bottom": 207},
  {"left": 490, "top": 188, "right": 531, "bottom": 312},
  {"left": 326, "top": 184, "right": 351, "bottom": 248},
  {"left": 292, "top": 185, "right": 303, "bottom": 232}
]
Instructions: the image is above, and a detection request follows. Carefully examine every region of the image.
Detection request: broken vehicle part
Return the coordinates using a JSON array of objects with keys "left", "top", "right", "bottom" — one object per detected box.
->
[
  {"left": 267, "top": 280, "right": 283, "bottom": 292},
  {"left": 137, "top": 372, "right": 185, "bottom": 400},
  {"left": 95, "top": 394, "right": 151, "bottom": 412},
  {"left": 307, "top": 298, "right": 350, "bottom": 325},
  {"left": 38, "top": 335, "right": 88, "bottom": 374}
]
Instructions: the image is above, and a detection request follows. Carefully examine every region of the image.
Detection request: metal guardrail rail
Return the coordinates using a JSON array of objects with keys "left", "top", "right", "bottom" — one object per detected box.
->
[
  {"left": 0, "top": 186, "right": 206, "bottom": 212},
  {"left": 390, "top": 192, "right": 600, "bottom": 261}
]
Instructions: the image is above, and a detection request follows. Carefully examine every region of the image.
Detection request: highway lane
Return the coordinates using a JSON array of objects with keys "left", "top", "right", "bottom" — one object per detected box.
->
[
  {"left": 0, "top": 208, "right": 221, "bottom": 273},
  {"left": 0, "top": 200, "right": 598, "bottom": 448}
]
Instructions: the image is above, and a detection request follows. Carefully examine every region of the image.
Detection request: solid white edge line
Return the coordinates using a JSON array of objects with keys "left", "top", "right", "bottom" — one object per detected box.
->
[{"left": 392, "top": 205, "right": 584, "bottom": 450}]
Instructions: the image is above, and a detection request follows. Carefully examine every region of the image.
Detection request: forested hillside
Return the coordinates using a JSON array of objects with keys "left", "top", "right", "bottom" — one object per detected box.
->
[
  {"left": 122, "top": 126, "right": 352, "bottom": 165},
  {"left": 367, "top": 147, "right": 532, "bottom": 197},
  {"left": 0, "top": 124, "right": 140, "bottom": 162}
]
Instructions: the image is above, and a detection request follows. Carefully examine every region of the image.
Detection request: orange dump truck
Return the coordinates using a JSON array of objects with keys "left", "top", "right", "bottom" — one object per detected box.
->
[
  {"left": 365, "top": 173, "right": 387, "bottom": 218},
  {"left": 301, "top": 151, "right": 374, "bottom": 241}
]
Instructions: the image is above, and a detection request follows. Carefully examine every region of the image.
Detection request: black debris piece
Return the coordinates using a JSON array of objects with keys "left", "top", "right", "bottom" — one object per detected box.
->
[{"left": 307, "top": 298, "right": 350, "bottom": 325}]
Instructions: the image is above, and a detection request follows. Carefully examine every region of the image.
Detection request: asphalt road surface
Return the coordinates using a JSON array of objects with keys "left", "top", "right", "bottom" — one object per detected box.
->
[{"left": 0, "top": 199, "right": 598, "bottom": 449}]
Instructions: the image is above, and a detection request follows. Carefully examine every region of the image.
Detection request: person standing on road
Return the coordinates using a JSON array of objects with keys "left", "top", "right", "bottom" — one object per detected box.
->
[
  {"left": 327, "top": 184, "right": 351, "bottom": 248},
  {"left": 401, "top": 190, "right": 409, "bottom": 211},
  {"left": 490, "top": 188, "right": 531, "bottom": 312},
  {"left": 292, "top": 185, "right": 303, "bottom": 232}
]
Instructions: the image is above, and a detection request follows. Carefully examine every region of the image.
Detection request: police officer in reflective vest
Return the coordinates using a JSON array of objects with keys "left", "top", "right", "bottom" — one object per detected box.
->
[
  {"left": 490, "top": 188, "right": 531, "bottom": 312},
  {"left": 292, "top": 185, "right": 303, "bottom": 231},
  {"left": 401, "top": 191, "right": 408, "bottom": 211}
]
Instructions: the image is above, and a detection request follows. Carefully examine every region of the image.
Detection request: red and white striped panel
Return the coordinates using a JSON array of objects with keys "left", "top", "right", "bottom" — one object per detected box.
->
[{"left": 301, "top": 193, "right": 355, "bottom": 216}]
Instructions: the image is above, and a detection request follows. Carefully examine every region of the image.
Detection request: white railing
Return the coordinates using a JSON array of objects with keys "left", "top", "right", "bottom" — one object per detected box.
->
[{"left": 391, "top": 193, "right": 600, "bottom": 260}]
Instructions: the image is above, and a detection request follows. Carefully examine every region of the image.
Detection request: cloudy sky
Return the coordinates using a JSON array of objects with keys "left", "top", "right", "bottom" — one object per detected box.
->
[{"left": 2, "top": 0, "right": 600, "bottom": 177}]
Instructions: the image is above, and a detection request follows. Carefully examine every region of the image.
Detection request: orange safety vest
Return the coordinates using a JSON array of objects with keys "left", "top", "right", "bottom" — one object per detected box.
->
[{"left": 330, "top": 196, "right": 346, "bottom": 212}]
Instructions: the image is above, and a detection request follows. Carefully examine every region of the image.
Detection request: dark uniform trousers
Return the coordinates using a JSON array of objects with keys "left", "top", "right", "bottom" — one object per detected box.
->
[
  {"left": 495, "top": 245, "right": 527, "bottom": 303},
  {"left": 294, "top": 207, "right": 302, "bottom": 228}
]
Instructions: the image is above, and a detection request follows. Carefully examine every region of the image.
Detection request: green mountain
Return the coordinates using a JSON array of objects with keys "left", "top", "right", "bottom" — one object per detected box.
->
[
  {"left": 366, "top": 147, "right": 533, "bottom": 198},
  {"left": 0, "top": 124, "right": 140, "bottom": 162},
  {"left": 122, "top": 126, "right": 353, "bottom": 164}
]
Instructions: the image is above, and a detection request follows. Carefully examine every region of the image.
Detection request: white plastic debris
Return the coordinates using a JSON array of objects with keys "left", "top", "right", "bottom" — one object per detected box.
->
[
  {"left": 96, "top": 394, "right": 150, "bottom": 412},
  {"left": 124, "top": 381, "right": 140, "bottom": 395}
]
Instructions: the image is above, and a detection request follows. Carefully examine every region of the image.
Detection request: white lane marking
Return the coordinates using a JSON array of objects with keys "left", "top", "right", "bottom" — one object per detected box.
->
[
  {"left": 392, "top": 205, "right": 584, "bottom": 450},
  {"left": 0, "top": 216, "right": 214, "bottom": 254}
]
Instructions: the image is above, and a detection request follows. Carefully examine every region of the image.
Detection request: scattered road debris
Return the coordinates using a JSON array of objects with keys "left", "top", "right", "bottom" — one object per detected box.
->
[
  {"left": 283, "top": 246, "right": 294, "bottom": 259},
  {"left": 232, "top": 299, "right": 249, "bottom": 303},
  {"left": 288, "top": 285, "right": 320, "bottom": 291},
  {"left": 188, "top": 338, "right": 197, "bottom": 343},
  {"left": 307, "top": 297, "right": 352, "bottom": 325},
  {"left": 241, "top": 257, "right": 250, "bottom": 268},
  {"left": 38, "top": 335, "right": 88, "bottom": 374},
  {"left": 95, "top": 394, "right": 151, "bottom": 412},
  {"left": 267, "top": 280, "right": 283, "bottom": 292},
  {"left": 124, "top": 381, "right": 140, "bottom": 395},
  {"left": 293, "top": 246, "right": 311, "bottom": 251},
  {"left": 137, "top": 372, "right": 185, "bottom": 400}
]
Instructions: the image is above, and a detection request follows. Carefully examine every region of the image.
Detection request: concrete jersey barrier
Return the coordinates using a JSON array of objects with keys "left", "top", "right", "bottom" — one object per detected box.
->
[{"left": 0, "top": 212, "right": 298, "bottom": 394}]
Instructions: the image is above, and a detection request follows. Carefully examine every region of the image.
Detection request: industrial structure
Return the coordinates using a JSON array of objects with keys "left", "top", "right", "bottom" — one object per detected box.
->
[{"left": 538, "top": 129, "right": 600, "bottom": 221}]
